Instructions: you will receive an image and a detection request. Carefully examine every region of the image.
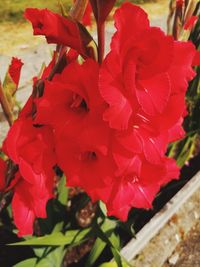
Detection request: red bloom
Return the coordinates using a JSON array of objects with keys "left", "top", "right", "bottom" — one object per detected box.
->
[
  {"left": 3, "top": 100, "right": 56, "bottom": 235},
  {"left": 3, "top": 2, "right": 198, "bottom": 228},
  {"left": 73, "top": 0, "right": 93, "bottom": 27},
  {"left": 35, "top": 60, "right": 106, "bottom": 136},
  {"left": 8, "top": 57, "right": 23, "bottom": 87},
  {"left": 184, "top": 16, "right": 198, "bottom": 30},
  {"left": 193, "top": 51, "right": 200, "bottom": 66},
  {"left": 100, "top": 3, "right": 196, "bottom": 137},
  {"left": 24, "top": 8, "right": 92, "bottom": 57},
  {"left": 82, "top": 2, "right": 93, "bottom": 27},
  {"left": 35, "top": 59, "right": 117, "bottom": 204},
  {"left": 106, "top": 156, "right": 179, "bottom": 220},
  {"left": 56, "top": 133, "right": 115, "bottom": 203},
  {"left": 12, "top": 170, "right": 54, "bottom": 236},
  {"left": 176, "top": 0, "right": 184, "bottom": 7},
  {"left": 0, "top": 158, "right": 7, "bottom": 191}
]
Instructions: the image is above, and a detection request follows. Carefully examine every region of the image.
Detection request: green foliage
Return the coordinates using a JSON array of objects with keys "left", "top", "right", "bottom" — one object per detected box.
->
[
  {"left": 167, "top": 13, "right": 200, "bottom": 167},
  {"left": 98, "top": 261, "right": 129, "bottom": 267},
  {"left": 116, "top": 0, "right": 156, "bottom": 6},
  {"left": 85, "top": 218, "right": 118, "bottom": 267},
  {"left": 57, "top": 176, "right": 68, "bottom": 206},
  {"left": 14, "top": 258, "right": 37, "bottom": 267},
  {"left": 0, "top": 0, "right": 71, "bottom": 22},
  {"left": 9, "top": 228, "right": 91, "bottom": 246}
]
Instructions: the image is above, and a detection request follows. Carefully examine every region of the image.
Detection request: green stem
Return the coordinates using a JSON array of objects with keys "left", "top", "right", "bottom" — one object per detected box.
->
[{"left": 0, "top": 81, "right": 14, "bottom": 126}]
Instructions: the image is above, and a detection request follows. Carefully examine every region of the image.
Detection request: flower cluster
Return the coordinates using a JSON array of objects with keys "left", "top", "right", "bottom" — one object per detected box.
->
[{"left": 0, "top": 2, "right": 199, "bottom": 235}]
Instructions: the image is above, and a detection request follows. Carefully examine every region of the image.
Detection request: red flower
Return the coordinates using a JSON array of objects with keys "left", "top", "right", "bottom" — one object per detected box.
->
[
  {"left": 3, "top": 100, "right": 56, "bottom": 235},
  {"left": 3, "top": 2, "right": 198, "bottom": 228},
  {"left": 82, "top": 2, "right": 93, "bottom": 27},
  {"left": 11, "top": 169, "right": 53, "bottom": 236},
  {"left": 100, "top": 3, "right": 196, "bottom": 136},
  {"left": 193, "top": 51, "right": 200, "bottom": 66},
  {"left": 176, "top": 0, "right": 184, "bottom": 7},
  {"left": 24, "top": 8, "right": 92, "bottom": 57},
  {"left": 8, "top": 57, "right": 23, "bottom": 87},
  {"left": 35, "top": 59, "right": 116, "bottom": 203},
  {"left": 56, "top": 133, "right": 115, "bottom": 203},
  {"left": 35, "top": 59, "right": 106, "bottom": 135},
  {"left": 184, "top": 16, "right": 198, "bottom": 30},
  {"left": 106, "top": 156, "right": 179, "bottom": 220},
  {"left": 12, "top": 175, "right": 36, "bottom": 236},
  {"left": 73, "top": 0, "right": 93, "bottom": 27},
  {"left": 0, "top": 158, "right": 7, "bottom": 191}
]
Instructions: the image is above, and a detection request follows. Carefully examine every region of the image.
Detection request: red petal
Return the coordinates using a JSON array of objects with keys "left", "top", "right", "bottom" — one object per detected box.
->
[
  {"left": 24, "top": 8, "right": 90, "bottom": 56},
  {"left": 193, "top": 50, "right": 200, "bottom": 66},
  {"left": 100, "top": 53, "right": 132, "bottom": 130},
  {"left": 12, "top": 182, "right": 35, "bottom": 236},
  {"left": 136, "top": 73, "right": 171, "bottom": 116},
  {"left": 168, "top": 41, "right": 196, "bottom": 93},
  {"left": 0, "top": 158, "right": 7, "bottom": 191},
  {"left": 112, "top": 3, "right": 149, "bottom": 52}
]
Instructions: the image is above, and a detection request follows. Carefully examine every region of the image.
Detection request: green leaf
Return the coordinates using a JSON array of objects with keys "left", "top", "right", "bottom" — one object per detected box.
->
[
  {"left": 57, "top": 176, "right": 68, "bottom": 205},
  {"left": 98, "top": 263, "right": 118, "bottom": 267},
  {"left": 35, "top": 259, "right": 50, "bottom": 267},
  {"left": 57, "top": 0, "right": 68, "bottom": 17},
  {"left": 99, "top": 201, "right": 107, "bottom": 217},
  {"left": 36, "top": 247, "right": 65, "bottom": 267},
  {"left": 110, "top": 234, "right": 122, "bottom": 267},
  {"left": 13, "top": 258, "right": 37, "bottom": 267},
  {"left": 98, "top": 262, "right": 128, "bottom": 267},
  {"left": 9, "top": 228, "right": 91, "bottom": 246},
  {"left": 52, "top": 222, "right": 64, "bottom": 233},
  {"left": 109, "top": 233, "right": 120, "bottom": 251},
  {"left": 85, "top": 237, "right": 107, "bottom": 267},
  {"left": 93, "top": 219, "right": 123, "bottom": 267},
  {"left": 176, "top": 135, "right": 197, "bottom": 167},
  {"left": 9, "top": 232, "right": 66, "bottom": 246},
  {"left": 33, "top": 247, "right": 46, "bottom": 258}
]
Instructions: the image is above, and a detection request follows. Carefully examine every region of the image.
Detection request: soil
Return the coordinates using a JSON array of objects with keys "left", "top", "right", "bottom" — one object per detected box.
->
[{"left": 164, "top": 221, "right": 200, "bottom": 267}]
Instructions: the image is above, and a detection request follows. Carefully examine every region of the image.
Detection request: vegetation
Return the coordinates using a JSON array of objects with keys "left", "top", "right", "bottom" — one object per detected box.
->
[{"left": 0, "top": 0, "right": 71, "bottom": 22}]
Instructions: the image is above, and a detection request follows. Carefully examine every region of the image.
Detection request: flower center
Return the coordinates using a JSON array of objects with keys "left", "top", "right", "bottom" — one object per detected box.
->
[
  {"left": 70, "top": 93, "right": 88, "bottom": 112},
  {"left": 124, "top": 174, "right": 139, "bottom": 184}
]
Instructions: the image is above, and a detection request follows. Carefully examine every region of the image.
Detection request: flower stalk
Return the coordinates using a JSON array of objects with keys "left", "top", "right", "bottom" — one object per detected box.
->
[
  {"left": 70, "top": 0, "right": 89, "bottom": 20},
  {"left": 97, "top": 22, "right": 105, "bottom": 63},
  {"left": 0, "top": 81, "right": 14, "bottom": 126}
]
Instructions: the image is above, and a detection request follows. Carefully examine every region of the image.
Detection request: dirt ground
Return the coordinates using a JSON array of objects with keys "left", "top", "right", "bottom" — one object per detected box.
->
[{"left": 164, "top": 221, "right": 200, "bottom": 267}]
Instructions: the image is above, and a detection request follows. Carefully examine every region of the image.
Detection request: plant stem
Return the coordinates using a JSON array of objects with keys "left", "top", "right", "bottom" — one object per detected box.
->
[
  {"left": 70, "top": 0, "right": 89, "bottom": 21},
  {"left": 0, "top": 81, "right": 14, "bottom": 126},
  {"left": 97, "top": 22, "right": 105, "bottom": 64}
]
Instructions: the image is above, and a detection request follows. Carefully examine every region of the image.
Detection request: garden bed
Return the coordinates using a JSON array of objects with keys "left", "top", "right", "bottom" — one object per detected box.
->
[{"left": 121, "top": 162, "right": 200, "bottom": 266}]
